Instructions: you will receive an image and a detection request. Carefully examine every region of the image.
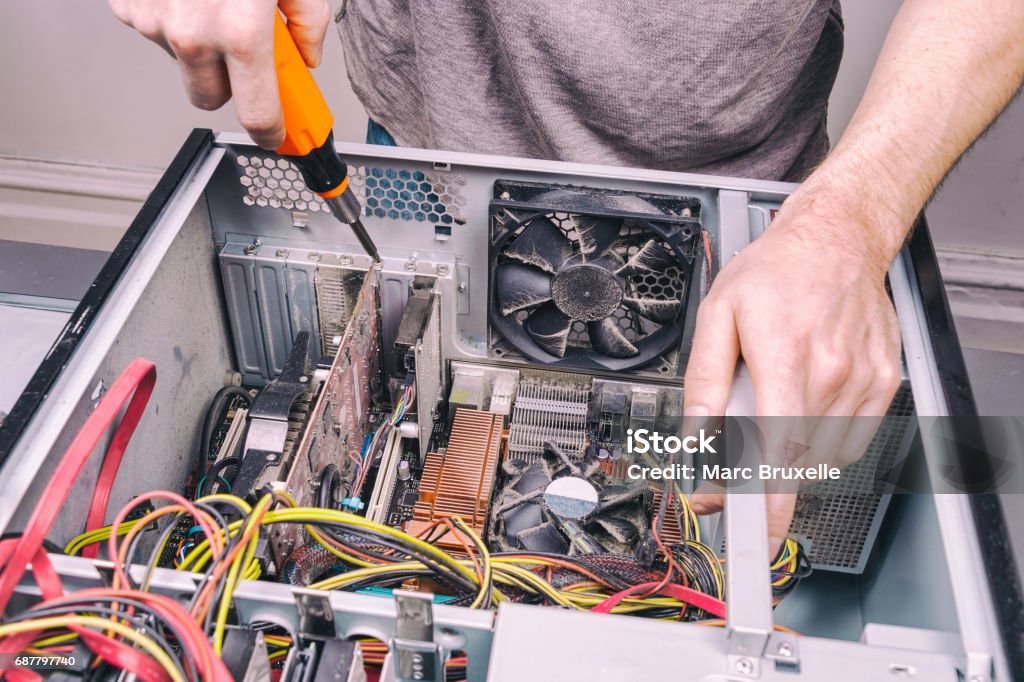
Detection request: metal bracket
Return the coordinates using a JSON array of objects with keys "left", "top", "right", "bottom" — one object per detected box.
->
[
  {"left": 235, "top": 330, "right": 312, "bottom": 496},
  {"left": 722, "top": 409, "right": 774, "bottom": 679},
  {"left": 964, "top": 651, "right": 994, "bottom": 682},
  {"left": 455, "top": 262, "right": 470, "bottom": 315},
  {"left": 294, "top": 589, "right": 336, "bottom": 640},
  {"left": 765, "top": 632, "right": 801, "bottom": 672},
  {"left": 392, "top": 591, "right": 443, "bottom": 682}
]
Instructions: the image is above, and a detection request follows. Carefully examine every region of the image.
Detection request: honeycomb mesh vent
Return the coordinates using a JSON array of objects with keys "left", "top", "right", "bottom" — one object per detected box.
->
[{"left": 234, "top": 155, "right": 466, "bottom": 224}]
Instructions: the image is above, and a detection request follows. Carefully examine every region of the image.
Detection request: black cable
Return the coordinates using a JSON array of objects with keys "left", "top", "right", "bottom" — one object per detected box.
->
[
  {"left": 0, "top": 532, "right": 64, "bottom": 555},
  {"left": 14, "top": 601, "right": 195, "bottom": 682},
  {"left": 317, "top": 464, "right": 341, "bottom": 509},
  {"left": 307, "top": 521, "right": 479, "bottom": 594},
  {"left": 189, "top": 501, "right": 257, "bottom": 636},
  {"left": 199, "top": 456, "right": 242, "bottom": 497},
  {"left": 317, "top": 527, "right": 402, "bottom": 564},
  {"left": 491, "top": 551, "right": 632, "bottom": 591},
  {"left": 198, "top": 386, "right": 251, "bottom": 475}
]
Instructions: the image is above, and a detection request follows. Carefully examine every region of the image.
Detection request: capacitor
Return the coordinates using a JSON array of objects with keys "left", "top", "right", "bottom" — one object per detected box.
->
[
  {"left": 398, "top": 421, "right": 419, "bottom": 440},
  {"left": 397, "top": 460, "right": 412, "bottom": 481}
]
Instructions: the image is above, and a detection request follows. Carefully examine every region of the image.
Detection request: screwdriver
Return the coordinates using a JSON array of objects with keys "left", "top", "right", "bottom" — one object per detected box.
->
[{"left": 271, "top": 13, "right": 380, "bottom": 262}]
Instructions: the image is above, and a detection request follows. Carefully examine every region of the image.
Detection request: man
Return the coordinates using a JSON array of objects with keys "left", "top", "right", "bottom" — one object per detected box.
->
[{"left": 108, "top": 0, "right": 1024, "bottom": 553}]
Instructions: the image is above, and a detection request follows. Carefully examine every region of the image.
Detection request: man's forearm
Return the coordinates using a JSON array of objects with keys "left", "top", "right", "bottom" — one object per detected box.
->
[{"left": 798, "top": 0, "right": 1024, "bottom": 266}]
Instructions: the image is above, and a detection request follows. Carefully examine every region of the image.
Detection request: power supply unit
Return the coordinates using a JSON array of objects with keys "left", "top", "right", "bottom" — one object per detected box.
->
[{"left": 0, "top": 130, "right": 1019, "bottom": 682}]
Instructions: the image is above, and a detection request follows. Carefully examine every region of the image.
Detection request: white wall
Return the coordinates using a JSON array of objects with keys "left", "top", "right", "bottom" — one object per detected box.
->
[
  {"left": 828, "top": 0, "right": 1024, "bottom": 256},
  {"left": 0, "top": 2, "right": 367, "bottom": 169},
  {"left": 1, "top": 2, "right": 1021, "bottom": 259}
]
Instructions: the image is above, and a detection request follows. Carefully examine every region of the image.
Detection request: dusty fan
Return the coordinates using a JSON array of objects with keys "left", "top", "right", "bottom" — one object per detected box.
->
[{"left": 491, "top": 211, "right": 689, "bottom": 371}]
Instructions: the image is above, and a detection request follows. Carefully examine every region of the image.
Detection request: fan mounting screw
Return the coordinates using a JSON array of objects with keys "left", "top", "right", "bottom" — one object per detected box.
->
[
  {"left": 435, "top": 264, "right": 450, "bottom": 276},
  {"left": 777, "top": 642, "right": 793, "bottom": 657},
  {"left": 735, "top": 658, "right": 753, "bottom": 675},
  {"left": 338, "top": 254, "right": 353, "bottom": 266}
]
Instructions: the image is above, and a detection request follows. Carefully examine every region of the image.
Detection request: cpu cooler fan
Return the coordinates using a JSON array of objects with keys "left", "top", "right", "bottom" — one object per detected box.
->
[
  {"left": 488, "top": 443, "right": 652, "bottom": 555},
  {"left": 489, "top": 184, "right": 701, "bottom": 372}
]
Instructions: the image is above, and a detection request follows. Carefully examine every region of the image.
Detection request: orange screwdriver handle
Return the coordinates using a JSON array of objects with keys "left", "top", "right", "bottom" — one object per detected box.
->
[
  {"left": 272, "top": 12, "right": 349, "bottom": 199},
  {"left": 273, "top": 12, "right": 332, "bottom": 156}
]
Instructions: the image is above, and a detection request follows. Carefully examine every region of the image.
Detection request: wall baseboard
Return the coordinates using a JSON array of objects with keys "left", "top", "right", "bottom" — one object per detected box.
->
[
  {"left": 0, "top": 156, "right": 158, "bottom": 250},
  {"left": 1, "top": 155, "right": 1022, "bottom": 352},
  {"left": 0, "top": 155, "right": 160, "bottom": 202}
]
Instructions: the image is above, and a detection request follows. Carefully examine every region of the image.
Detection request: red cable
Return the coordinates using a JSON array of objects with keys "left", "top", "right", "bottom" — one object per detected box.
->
[
  {"left": 0, "top": 543, "right": 170, "bottom": 682},
  {"left": 590, "top": 581, "right": 727, "bottom": 618},
  {"left": 0, "top": 359, "right": 167, "bottom": 681},
  {"left": 81, "top": 361, "right": 158, "bottom": 559},
  {"left": 0, "top": 358, "right": 155, "bottom": 610}
]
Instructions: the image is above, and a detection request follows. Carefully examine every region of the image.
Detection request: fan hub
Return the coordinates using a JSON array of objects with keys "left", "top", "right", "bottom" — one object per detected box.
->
[
  {"left": 550, "top": 263, "right": 623, "bottom": 322},
  {"left": 544, "top": 476, "right": 599, "bottom": 520}
]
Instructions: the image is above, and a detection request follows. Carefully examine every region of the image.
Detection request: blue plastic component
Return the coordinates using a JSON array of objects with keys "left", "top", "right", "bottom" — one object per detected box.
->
[
  {"left": 356, "top": 587, "right": 455, "bottom": 603},
  {"left": 341, "top": 497, "right": 365, "bottom": 512}
]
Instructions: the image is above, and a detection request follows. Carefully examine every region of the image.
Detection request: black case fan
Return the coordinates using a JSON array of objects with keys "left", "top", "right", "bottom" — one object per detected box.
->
[{"left": 489, "top": 181, "right": 703, "bottom": 372}]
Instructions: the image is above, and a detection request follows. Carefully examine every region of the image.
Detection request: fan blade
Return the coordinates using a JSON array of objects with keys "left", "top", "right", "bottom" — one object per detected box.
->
[
  {"left": 596, "top": 480, "right": 648, "bottom": 509},
  {"left": 495, "top": 262, "right": 553, "bottom": 315},
  {"left": 573, "top": 216, "right": 622, "bottom": 259},
  {"left": 504, "top": 216, "right": 571, "bottom": 273},
  {"left": 591, "top": 516, "right": 641, "bottom": 546},
  {"left": 615, "top": 240, "right": 676, "bottom": 278},
  {"left": 588, "top": 318, "right": 639, "bottom": 358},
  {"left": 524, "top": 303, "right": 573, "bottom": 357},
  {"left": 502, "top": 502, "right": 545, "bottom": 546},
  {"left": 622, "top": 296, "right": 682, "bottom": 324},
  {"left": 518, "top": 521, "right": 570, "bottom": 554},
  {"left": 542, "top": 443, "right": 584, "bottom": 478}
]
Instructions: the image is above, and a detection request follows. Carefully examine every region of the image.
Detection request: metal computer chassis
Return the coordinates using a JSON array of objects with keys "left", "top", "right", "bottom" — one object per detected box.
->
[{"left": 0, "top": 130, "right": 1019, "bottom": 682}]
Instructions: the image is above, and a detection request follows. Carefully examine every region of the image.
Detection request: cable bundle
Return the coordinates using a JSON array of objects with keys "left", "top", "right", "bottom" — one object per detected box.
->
[{"left": 0, "top": 359, "right": 233, "bottom": 682}]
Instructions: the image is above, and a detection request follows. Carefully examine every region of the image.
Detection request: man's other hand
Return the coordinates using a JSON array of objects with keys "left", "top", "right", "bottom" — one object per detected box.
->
[
  {"left": 108, "top": 0, "right": 331, "bottom": 149},
  {"left": 683, "top": 184, "right": 903, "bottom": 555}
]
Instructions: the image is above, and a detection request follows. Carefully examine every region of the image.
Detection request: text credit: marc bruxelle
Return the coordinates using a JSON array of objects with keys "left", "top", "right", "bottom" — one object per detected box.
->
[{"left": 624, "top": 428, "right": 841, "bottom": 482}]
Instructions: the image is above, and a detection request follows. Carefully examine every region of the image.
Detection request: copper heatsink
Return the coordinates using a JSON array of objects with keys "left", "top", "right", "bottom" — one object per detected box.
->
[
  {"left": 651, "top": 488, "right": 684, "bottom": 546},
  {"left": 408, "top": 408, "right": 503, "bottom": 550}
]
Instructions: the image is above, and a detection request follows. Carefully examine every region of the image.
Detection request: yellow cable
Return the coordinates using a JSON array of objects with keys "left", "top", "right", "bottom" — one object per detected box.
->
[
  {"left": 64, "top": 520, "right": 139, "bottom": 556},
  {"left": 213, "top": 494, "right": 272, "bottom": 654},
  {"left": 0, "top": 616, "right": 183, "bottom": 682}
]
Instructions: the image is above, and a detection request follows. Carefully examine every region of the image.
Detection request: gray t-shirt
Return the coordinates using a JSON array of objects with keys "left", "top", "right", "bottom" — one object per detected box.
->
[{"left": 337, "top": 0, "right": 843, "bottom": 181}]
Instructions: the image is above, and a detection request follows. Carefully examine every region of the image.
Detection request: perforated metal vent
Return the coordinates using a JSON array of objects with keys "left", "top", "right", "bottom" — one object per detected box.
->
[
  {"left": 233, "top": 155, "right": 465, "bottom": 224},
  {"left": 781, "top": 386, "right": 916, "bottom": 572},
  {"left": 314, "top": 264, "right": 350, "bottom": 356}
]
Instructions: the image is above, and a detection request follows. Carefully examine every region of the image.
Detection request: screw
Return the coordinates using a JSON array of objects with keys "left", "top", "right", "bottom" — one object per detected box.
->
[
  {"left": 299, "top": 375, "right": 309, "bottom": 383},
  {"left": 308, "top": 251, "right": 321, "bottom": 262},
  {"left": 777, "top": 642, "right": 793, "bottom": 658},
  {"left": 338, "top": 254, "right": 353, "bottom": 266},
  {"left": 435, "top": 263, "right": 450, "bottom": 276},
  {"left": 405, "top": 260, "right": 418, "bottom": 272},
  {"left": 458, "top": 283, "right": 467, "bottom": 293},
  {"left": 276, "top": 248, "right": 289, "bottom": 258},
  {"left": 735, "top": 658, "right": 754, "bottom": 675}
]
